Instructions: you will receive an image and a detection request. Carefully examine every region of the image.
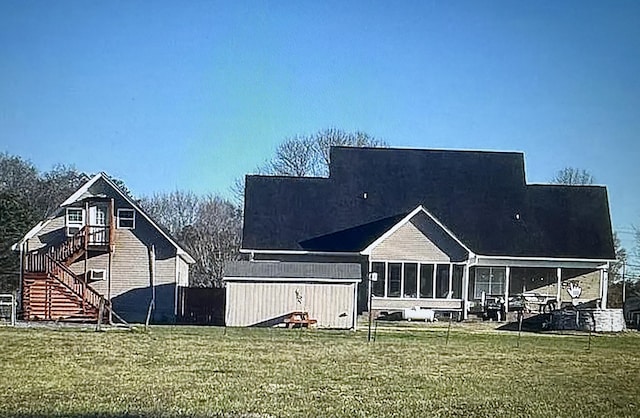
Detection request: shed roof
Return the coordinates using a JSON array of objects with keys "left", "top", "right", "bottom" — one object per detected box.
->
[
  {"left": 242, "top": 146, "right": 615, "bottom": 260},
  {"left": 225, "top": 261, "right": 362, "bottom": 280}
]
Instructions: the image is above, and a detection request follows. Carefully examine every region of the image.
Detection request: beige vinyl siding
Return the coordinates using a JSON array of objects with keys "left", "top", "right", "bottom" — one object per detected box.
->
[
  {"left": 110, "top": 228, "right": 176, "bottom": 322},
  {"left": 226, "top": 281, "right": 356, "bottom": 329},
  {"left": 26, "top": 215, "right": 66, "bottom": 251},
  {"left": 371, "top": 297, "right": 463, "bottom": 311},
  {"left": 371, "top": 220, "right": 450, "bottom": 262},
  {"left": 176, "top": 257, "right": 190, "bottom": 287}
]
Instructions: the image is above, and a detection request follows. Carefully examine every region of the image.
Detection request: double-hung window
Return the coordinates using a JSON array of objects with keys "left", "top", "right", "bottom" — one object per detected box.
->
[
  {"left": 65, "top": 208, "right": 84, "bottom": 236},
  {"left": 117, "top": 208, "right": 135, "bottom": 229}
]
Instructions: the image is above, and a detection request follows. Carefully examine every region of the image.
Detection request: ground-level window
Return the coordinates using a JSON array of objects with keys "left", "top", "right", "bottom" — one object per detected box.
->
[
  {"left": 420, "top": 263, "right": 434, "bottom": 298},
  {"left": 371, "top": 262, "right": 386, "bottom": 297},
  {"left": 403, "top": 263, "right": 418, "bottom": 298},
  {"left": 474, "top": 267, "right": 506, "bottom": 299},
  {"left": 117, "top": 208, "right": 135, "bottom": 229},
  {"left": 435, "top": 264, "right": 450, "bottom": 298},
  {"left": 370, "top": 261, "right": 465, "bottom": 299},
  {"left": 452, "top": 265, "right": 464, "bottom": 299},
  {"left": 387, "top": 263, "right": 402, "bottom": 297}
]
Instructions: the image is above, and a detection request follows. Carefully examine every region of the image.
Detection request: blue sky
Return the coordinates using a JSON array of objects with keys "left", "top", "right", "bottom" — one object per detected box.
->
[{"left": 1, "top": 1, "right": 639, "bottom": 255}]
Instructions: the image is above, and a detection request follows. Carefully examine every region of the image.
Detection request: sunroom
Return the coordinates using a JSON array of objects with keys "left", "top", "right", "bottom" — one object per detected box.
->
[{"left": 362, "top": 206, "right": 470, "bottom": 315}]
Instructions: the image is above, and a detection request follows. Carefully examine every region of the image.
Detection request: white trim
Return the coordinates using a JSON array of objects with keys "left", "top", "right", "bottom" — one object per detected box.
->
[
  {"left": 239, "top": 248, "right": 359, "bottom": 256},
  {"left": 556, "top": 267, "right": 562, "bottom": 303},
  {"left": 174, "top": 256, "right": 180, "bottom": 317},
  {"left": 476, "top": 254, "right": 614, "bottom": 263},
  {"left": 87, "top": 269, "right": 106, "bottom": 281},
  {"left": 372, "top": 296, "right": 464, "bottom": 302},
  {"left": 360, "top": 205, "right": 473, "bottom": 256},
  {"left": 59, "top": 173, "right": 103, "bottom": 207},
  {"left": 223, "top": 276, "right": 361, "bottom": 284},
  {"left": 352, "top": 279, "right": 358, "bottom": 330},
  {"left": 117, "top": 208, "right": 136, "bottom": 229}
]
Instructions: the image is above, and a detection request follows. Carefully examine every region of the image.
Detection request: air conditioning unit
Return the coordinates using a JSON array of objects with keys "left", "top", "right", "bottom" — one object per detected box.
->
[
  {"left": 66, "top": 226, "right": 81, "bottom": 237},
  {"left": 87, "top": 269, "right": 106, "bottom": 281}
]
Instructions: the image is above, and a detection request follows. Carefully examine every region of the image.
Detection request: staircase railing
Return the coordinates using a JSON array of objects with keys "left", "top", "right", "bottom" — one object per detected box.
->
[
  {"left": 24, "top": 252, "right": 103, "bottom": 312},
  {"left": 46, "top": 225, "right": 110, "bottom": 265},
  {"left": 50, "top": 227, "right": 86, "bottom": 264},
  {"left": 46, "top": 254, "right": 103, "bottom": 310}
]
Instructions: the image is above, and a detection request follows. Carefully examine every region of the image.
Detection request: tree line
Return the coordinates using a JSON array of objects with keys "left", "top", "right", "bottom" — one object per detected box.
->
[{"left": 1, "top": 133, "right": 638, "bottom": 295}]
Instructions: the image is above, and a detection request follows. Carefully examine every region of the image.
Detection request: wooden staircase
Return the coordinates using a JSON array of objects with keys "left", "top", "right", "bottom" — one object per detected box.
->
[{"left": 22, "top": 227, "right": 107, "bottom": 322}]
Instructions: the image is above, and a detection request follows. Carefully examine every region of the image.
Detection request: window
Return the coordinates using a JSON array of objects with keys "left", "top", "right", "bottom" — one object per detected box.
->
[
  {"left": 419, "top": 264, "right": 434, "bottom": 298},
  {"left": 436, "top": 264, "right": 450, "bottom": 298},
  {"left": 66, "top": 208, "right": 84, "bottom": 236},
  {"left": 371, "top": 261, "right": 465, "bottom": 300},
  {"left": 67, "top": 208, "right": 84, "bottom": 224},
  {"left": 474, "top": 267, "right": 506, "bottom": 299},
  {"left": 387, "top": 263, "right": 401, "bottom": 297},
  {"left": 371, "top": 262, "right": 386, "bottom": 297},
  {"left": 403, "top": 263, "right": 418, "bottom": 298},
  {"left": 117, "top": 209, "right": 135, "bottom": 229},
  {"left": 87, "top": 269, "right": 106, "bottom": 281},
  {"left": 452, "top": 265, "right": 464, "bottom": 299}
]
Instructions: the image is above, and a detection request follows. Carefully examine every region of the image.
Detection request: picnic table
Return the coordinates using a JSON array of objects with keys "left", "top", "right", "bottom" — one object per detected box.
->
[{"left": 284, "top": 311, "right": 317, "bottom": 328}]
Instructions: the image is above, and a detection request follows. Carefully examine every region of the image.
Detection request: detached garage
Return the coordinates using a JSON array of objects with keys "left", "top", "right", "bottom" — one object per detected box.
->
[{"left": 224, "top": 262, "right": 362, "bottom": 329}]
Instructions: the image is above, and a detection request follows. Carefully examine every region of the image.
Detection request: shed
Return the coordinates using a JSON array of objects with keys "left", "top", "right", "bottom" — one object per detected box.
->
[{"left": 224, "top": 261, "right": 362, "bottom": 329}]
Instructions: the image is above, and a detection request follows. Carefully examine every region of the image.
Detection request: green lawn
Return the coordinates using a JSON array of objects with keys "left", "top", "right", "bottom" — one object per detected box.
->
[{"left": 0, "top": 323, "right": 638, "bottom": 417}]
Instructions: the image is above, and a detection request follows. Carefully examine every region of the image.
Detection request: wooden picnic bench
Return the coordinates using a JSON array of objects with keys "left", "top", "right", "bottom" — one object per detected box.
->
[{"left": 284, "top": 311, "right": 317, "bottom": 328}]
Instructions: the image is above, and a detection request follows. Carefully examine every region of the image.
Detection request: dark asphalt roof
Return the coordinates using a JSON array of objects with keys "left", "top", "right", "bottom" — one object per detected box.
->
[
  {"left": 242, "top": 147, "right": 615, "bottom": 259},
  {"left": 225, "top": 261, "right": 362, "bottom": 280}
]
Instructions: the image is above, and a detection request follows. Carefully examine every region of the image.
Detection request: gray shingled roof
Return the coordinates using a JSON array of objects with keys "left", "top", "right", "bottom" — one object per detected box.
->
[{"left": 225, "top": 261, "right": 362, "bottom": 280}]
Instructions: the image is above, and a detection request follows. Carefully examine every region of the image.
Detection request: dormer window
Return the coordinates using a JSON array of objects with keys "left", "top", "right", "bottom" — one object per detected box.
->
[
  {"left": 65, "top": 208, "right": 84, "bottom": 236},
  {"left": 117, "top": 208, "right": 135, "bottom": 229}
]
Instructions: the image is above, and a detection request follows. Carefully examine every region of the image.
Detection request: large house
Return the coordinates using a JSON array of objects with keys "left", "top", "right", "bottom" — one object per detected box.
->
[
  {"left": 13, "top": 173, "right": 195, "bottom": 323},
  {"left": 225, "top": 146, "right": 615, "bottom": 329}
]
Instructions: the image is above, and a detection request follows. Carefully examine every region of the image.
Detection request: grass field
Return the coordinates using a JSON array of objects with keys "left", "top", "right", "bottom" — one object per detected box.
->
[{"left": 0, "top": 323, "right": 638, "bottom": 417}]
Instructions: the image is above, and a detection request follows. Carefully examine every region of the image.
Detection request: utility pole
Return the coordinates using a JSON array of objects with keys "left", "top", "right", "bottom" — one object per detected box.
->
[
  {"left": 622, "top": 261, "right": 627, "bottom": 305},
  {"left": 367, "top": 272, "right": 378, "bottom": 343}
]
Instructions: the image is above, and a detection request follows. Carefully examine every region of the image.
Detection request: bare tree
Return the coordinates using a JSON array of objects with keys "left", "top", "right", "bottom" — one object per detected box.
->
[
  {"left": 139, "top": 191, "right": 201, "bottom": 238},
  {"left": 264, "top": 135, "right": 319, "bottom": 177},
  {"left": 178, "top": 195, "right": 242, "bottom": 287},
  {"left": 313, "top": 128, "right": 387, "bottom": 175},
  {"left": 140, "top": 191, "right": 242, "bottom": 287},
  {"left": 264, "top": 128, "right": 387, "bottom": 177},
  {"left": 231, "top": 128, "right": 386, "bottom": 207},
  {"left": 551, "top": 167, "right": 595, "bottom": 185}
]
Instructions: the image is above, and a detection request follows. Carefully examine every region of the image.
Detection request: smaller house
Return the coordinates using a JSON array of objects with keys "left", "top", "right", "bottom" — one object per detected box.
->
[{"left": 13, "top": 173, "right": 195, "bottom": 323}]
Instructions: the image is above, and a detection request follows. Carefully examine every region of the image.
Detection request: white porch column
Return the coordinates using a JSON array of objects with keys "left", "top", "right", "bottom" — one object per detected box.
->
[
  {"left": 556, "top": 267, "right": 562, "bottom": 303},
  {"left": 601, "top": 262, "right": 609, "bottom": 309},
  {"left": 504, "top": 266, "right": 510, "bottom": 313},
  {"left": 462, "top": 264, "right": 470, "bottom": 320}
]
